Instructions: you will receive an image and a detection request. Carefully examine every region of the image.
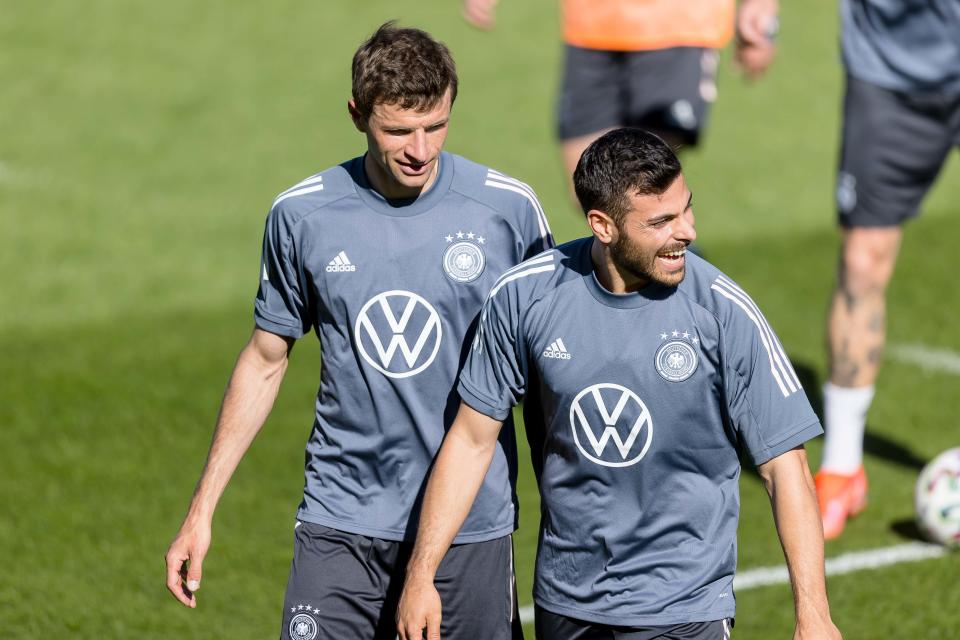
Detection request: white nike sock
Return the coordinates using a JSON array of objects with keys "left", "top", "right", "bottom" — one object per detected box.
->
[{"left": 820, "top": 382, "right": 875, "bottom": 474}]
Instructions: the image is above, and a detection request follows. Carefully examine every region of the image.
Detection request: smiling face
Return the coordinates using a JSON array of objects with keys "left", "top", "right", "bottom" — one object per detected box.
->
[
  {"left": 350, "top": 89, "right": 452, "bottom": 201},
  {"left": 608, "top": 174, "right": 696, "bottom": 288}
]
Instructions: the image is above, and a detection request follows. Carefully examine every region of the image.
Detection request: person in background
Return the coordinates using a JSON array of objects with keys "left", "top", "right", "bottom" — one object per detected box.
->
[
  {"left": 816, "top": 0, "right": 960, "bottom": 540},
  {"left": 463, "top": 0, "right": 779, "bottom": 196}
]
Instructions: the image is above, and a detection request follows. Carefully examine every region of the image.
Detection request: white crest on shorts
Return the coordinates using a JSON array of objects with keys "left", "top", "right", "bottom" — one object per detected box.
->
[
  {"left": 669, "top": 99, "right": 698, "bottom": 130},
  {"left": 442, "top": 230, "right": 486, "bottom": 283},
  {"left": 355, "top": 291, "right": 443, "bottom": 379},
  {"left": 837, "top": 172, "right": 858, "bottom": 213},
  {"left": 570, "top": 383, "right": 654, "bottom": 468},
  {"left": 288, "top": 606, "right": 319, "bottom": 640}
]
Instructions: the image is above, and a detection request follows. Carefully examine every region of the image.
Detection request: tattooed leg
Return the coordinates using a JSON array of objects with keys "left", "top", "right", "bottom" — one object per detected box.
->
[{"left": 827, "top": 227, "right": 902, "bottom": 389}]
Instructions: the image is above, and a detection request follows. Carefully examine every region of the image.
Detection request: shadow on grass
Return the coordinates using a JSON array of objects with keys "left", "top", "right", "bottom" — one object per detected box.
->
[
  {"left": 863, "top": 433, "right": 928, "bottom": 472},
  {"left": 890, "top": 518, "right": 927, "bottom": 543}
]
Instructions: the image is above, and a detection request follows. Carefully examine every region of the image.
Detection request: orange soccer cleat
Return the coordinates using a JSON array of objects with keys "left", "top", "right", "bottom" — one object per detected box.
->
[{"left": 815, "top": 466, "right": 868, "bottom": 540}]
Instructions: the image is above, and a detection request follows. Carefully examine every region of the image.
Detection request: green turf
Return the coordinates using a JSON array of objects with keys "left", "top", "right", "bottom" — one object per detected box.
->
[{"left": 2, "top": 0, "right": 959, "bottom": 638}]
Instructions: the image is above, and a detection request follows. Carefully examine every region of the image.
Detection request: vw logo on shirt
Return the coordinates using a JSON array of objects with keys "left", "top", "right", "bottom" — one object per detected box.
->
[
  {"left": 569, "top": 383, "right": 654, "bottom": 467},
  {"left": 354, "top": 291, "right": 443, "bottom": 379}
]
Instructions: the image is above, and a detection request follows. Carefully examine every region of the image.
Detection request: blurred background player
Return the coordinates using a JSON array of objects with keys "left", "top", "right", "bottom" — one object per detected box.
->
[
  {"left": 462, "top": 0, "right": 779, "bottom": 194},
  {"left": 164, "top": 23, "right": 552, "bottom": 639},
  {"left": 817, "top": 0, "right": 960, "bottom": 540}
]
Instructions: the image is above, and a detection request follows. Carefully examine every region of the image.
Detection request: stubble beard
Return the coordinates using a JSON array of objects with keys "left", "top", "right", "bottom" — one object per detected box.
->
[{"left": 611, "top": 233, "right": 686, "bottom": 288}]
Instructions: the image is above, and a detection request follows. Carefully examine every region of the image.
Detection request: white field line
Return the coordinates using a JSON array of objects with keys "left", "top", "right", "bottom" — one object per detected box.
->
[
  {"left": 516, "top": 542, "right": 947, "bottom": 624},
  {"left": 732, "top": 541, "right": 947, "bottom": 590},
  {"left": 888, "top": 343, "right": 960, "bottom": 376}
]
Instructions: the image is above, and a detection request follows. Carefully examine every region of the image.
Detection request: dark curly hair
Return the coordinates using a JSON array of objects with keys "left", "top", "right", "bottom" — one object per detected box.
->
[{"left": 573, "top": 128, "right": 682, "bottom": 226}]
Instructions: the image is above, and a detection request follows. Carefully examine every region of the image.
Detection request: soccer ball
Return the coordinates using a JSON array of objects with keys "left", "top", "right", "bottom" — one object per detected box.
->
[{"left": 914, "top": 447, "right": 960, "bottom": 548}]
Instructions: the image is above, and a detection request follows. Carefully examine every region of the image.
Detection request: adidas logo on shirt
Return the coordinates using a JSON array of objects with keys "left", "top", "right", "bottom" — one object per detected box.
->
[
  {"left": 543, "top": 338, "right": 571, "bottom": 360},
  {"left": 325, "top": 251, "right": 356, "bottom": 273}
]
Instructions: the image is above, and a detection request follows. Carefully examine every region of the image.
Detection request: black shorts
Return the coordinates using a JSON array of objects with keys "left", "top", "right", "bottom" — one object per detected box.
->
[
  {"left": 837, "top": 73, "right": 960, "bottom": 228},
  {"left": 557, "top": 45, "right": 719, "bottom": 145},
  {"left": 535, "top": 606, "right": 733, "bottom": 640},
  {"left": 280, "top": 523, "right": 521, "bottom": 640}
]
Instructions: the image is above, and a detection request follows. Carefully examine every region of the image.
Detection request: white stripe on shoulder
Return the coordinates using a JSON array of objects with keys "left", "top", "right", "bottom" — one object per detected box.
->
[
  {"left": 490, "top": 252, "right": 557, "bottom": 292},
  {"left": 272, "top": 181, "right": 325, "bottom": 209},
  {"left": 472, "top": 254, "right": 556, "bottom": 354},
  {"left": 484, "top": 171, "right": 553, "bottom": 251},
  {"left": 489, "top": 265, "right": 555, "bottom": 299},
  {"left": 711, "top": 283, "right": 791, "bottom": 397},
  {"left": 278, "top": 173, "right": 324, "bottom": 198},
  {"left": 498, "top": 251, "right": 557, "bottom": 280},
  {"left": 710, "top": 279, "right": 798, "bottom": 398},
  {"left": 484, "top": 172, "right": 553, "bottom": 247},
  {"left": 714, "top": 275, "right": 802, "bottom": 391}
]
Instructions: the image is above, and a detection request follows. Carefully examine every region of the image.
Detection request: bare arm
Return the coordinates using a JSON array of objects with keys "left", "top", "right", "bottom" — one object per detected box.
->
[
  {"left": 757, "top": 447, "right": 842, "bottom": 640},
  {"left": 397, "top": 402, "right": 504, "bottom": 640},
  {"left": 164, "top": 327, "right": 293, "bottom": 607}
]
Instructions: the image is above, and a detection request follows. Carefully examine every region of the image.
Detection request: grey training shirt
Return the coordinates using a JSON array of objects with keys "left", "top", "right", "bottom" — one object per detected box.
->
[
  {"left": 255, "top": 151, "right": 553, "bottom": 542},
  {"left": 459, "top": 239, "right": 822, "bottom": 625},
  {"left": 842, "top": 0, "right": 960, "bottom": 93}
]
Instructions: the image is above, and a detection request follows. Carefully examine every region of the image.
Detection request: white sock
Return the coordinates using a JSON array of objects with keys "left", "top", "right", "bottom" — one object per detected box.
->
[{"left": 820, "top": 382, "right": 874, "bottom": 474}]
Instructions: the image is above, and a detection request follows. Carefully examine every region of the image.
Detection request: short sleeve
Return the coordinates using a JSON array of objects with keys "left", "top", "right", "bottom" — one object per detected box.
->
[
  {"left": 712, "top": 276, "right": 822, "bottom": 466},
  {"left": 254, "top": 207, "right": 312, "bottom": 339},
  {"left": 457, "top": 286, "right": 528, "bottom": 421}
]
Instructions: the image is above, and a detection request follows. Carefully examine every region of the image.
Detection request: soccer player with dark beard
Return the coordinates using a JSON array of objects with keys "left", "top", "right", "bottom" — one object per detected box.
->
[{"left": 398, "top": 129, "right": 840, "bottom": 640}]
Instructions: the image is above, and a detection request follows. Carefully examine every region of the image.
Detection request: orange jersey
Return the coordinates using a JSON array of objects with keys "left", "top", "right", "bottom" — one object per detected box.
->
[{"left": 562, "top": 0, "right": 735, "bottom": 51}]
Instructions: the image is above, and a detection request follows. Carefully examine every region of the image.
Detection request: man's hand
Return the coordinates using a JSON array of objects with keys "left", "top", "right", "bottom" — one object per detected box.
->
[
  {"left": 397, "top": 574, "right": 442, "bottom": 640},
  {"left": 735, "top": 0, "right": 779, "bottom": 79},
  {"left": 462, "top": 0, "right": 499, "bottom": 30},
  {"left": 165, "top": 519, "right": 211, "bottom": 608}
]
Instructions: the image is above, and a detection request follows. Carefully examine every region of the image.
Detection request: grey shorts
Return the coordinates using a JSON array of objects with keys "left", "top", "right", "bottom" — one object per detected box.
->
[
  {"left": 837, "top": 73, "right": 960, "bottom": 228},
  {"left": 534, "top": 606, "right": 733, "bottom": 640},
  {"left": 557, "top": 45, "right": 719, "bottom": 145},
  {"left": 280, "top": 523, "right": 521, "bottom": 640}
]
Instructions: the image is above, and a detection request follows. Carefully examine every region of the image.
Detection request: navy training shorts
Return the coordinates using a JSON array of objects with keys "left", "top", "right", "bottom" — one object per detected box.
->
[{"left": 280, "top": 522, "right": 521, "bottom": 640}]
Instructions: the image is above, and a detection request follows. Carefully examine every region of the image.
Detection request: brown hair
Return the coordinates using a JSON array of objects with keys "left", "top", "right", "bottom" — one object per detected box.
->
[{"left": 351, "top": 22, "right": 458, "bottom": 121}]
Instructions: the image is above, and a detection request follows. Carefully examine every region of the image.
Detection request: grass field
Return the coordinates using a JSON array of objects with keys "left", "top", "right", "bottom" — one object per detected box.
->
[{"left": 2, "top": 1, "right": 959, "bottom": 638}]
